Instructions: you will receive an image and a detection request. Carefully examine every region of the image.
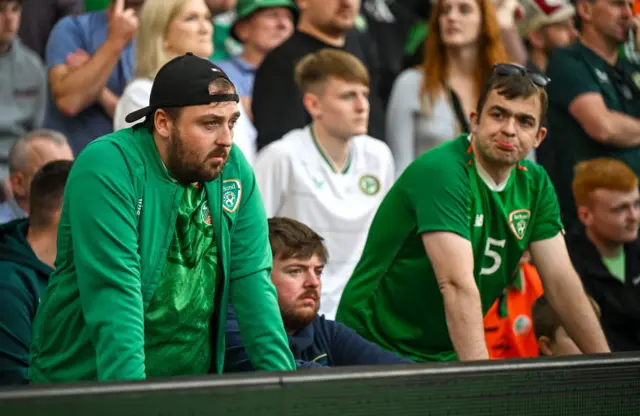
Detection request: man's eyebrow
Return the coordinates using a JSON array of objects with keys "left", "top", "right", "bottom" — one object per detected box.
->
[{"left": 489, "top": 105, "right": 535, "bottom": 119}]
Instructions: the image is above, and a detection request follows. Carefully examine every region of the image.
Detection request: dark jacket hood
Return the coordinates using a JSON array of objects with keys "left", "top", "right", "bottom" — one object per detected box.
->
[{"left": 0, "top": 219, "right": 52, "bottom": 276}]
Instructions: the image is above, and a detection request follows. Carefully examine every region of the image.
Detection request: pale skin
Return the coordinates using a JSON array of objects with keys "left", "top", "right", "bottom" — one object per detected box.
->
[
  {"left": 422, "top": 88, "right": 610, "bottom": 361},
  {"left": 48, "top": 0, "right": 139, "bottom": 117},
  {"left": 271, "top": 254, "right": 324, "bottom": 335},
  {"left": 568, "top": 0, "right": 640, "bottom": 146},
  {"left": 302, "top": 77, "right": 370, "bottom": 172}
]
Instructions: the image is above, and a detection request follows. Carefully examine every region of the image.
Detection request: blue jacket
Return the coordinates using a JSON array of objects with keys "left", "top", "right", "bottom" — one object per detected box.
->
[{"left": 224, "top": 305, "right": 412, "bottom": 371}]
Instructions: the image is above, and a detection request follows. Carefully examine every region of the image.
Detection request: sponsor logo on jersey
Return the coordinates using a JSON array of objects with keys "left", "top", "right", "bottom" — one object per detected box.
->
[
  {"left": 201, "top": 203, "right": 212, "bottom": 225},
  {"left": 513, "top": 314, "right": 532, "bottom": 336},
  {"left": 508, "top": 209, "right": 531, "bottom": 240},
  {"left": 222, "top": 179, "right": 242, "bottom": 213},
  {"left": 359, "top": 174, "right": 380, "bottom": 196},
  {"left": 474, "top": 214, "right": 484, "bottom": 227}
]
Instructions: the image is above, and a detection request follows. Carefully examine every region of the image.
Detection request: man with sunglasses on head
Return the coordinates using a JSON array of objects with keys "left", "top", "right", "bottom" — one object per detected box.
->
[{"left": 336, "top": 64, "right": 610, "bottom": 362}]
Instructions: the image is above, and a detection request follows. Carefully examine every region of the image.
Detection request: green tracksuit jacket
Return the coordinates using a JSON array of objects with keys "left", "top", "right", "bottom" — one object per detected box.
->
[{"left": 29, "top": 126, "right": 295, "bottom": 382}]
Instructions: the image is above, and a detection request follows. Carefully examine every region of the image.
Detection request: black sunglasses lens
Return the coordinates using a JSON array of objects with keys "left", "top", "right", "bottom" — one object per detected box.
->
[
  {"left": 529, "top": 73, "right": 549, "bottom": 87},
  {"left": 494, "top": 64, "right": 520, "bottom": 77},
  {"left": 494, "top": 64, "right": 549, "bottom": 87}
]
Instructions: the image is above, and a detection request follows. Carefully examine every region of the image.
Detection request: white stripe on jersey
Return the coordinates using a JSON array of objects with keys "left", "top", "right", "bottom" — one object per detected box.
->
[{"left": 254, "top": 126, "right": 395, "bottom": 319}]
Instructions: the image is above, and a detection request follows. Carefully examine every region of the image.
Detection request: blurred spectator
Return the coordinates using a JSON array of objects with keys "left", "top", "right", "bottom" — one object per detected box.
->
[
  {"left": 567, "top": 158, "right": 640, "bottom": 351},
  {"left": 620, "top": 0, "right": 640, "bottom": 64},
  {"left": 484, "top": 250, "right": 544, "bottom": 359},
  {"left": 113, "top": 0, "right": 213, "bottom": 131},
  {"left": 533, "top": 295, "right": 601, "bottom": 356},
  {"left": 29, "top": 54, "right": 295, "bottom": 383},
  {"left": 44, "top": 0, "right": 141, "bottom": 155},
  {"left": 519, "top": 0, "right": 577, "bottom": 73},
  {"left": 205, "top": 0, "right": 238, "bottom": 60},
  {"left": 359, "top": 0, "right": 433, "bottom": 107},
  {"left": 546, "top": 0, "right": 640, "bottom": 231},
  {"left": 225, "top": 217, "right": 412, "bottom": 372},
  {"left": 386, "top": 0, "right": 509, "bottom": 176},
  {"left": 17, "top": 0, "right": 83, "bottom": 59},
  {"left": 215, "top": 0, "right": 295, "bottom": 118},
  {"left": 0, "top": 160, "right": 72, "bottom": 385},
  {"left": 0, "top": 130, "right": 73, "bottom": 225},
  {"left": 254, "top": 49, "right": 394, "bottom": 319},
  {"left": 252, "top": 0, "right": 386, "bottom": 150},
  {"left": 0, "top": 0, "right": 47, "bottom": 179},
  {"left": 518, "top": 0, "right": 576, "bottom": 176}
]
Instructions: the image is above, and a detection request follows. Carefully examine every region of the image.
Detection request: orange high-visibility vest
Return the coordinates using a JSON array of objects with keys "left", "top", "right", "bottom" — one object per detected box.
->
[{"left": 484, "top": 263, "right": 544, "bottom": 359}]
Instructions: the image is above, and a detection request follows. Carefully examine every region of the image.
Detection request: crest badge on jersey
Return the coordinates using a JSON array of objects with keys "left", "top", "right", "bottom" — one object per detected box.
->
[
  {"left": 513, "top": 314, "right": 532, "bottom": 336},
  {"left": 508, "top": 209, "right": 531, "bottom": 240},
  {"left": 222, "top": 179, "right": 242, "bottom": 213},
  {"left": 359, "top": 174, "right": 380, "bottom": 196}
]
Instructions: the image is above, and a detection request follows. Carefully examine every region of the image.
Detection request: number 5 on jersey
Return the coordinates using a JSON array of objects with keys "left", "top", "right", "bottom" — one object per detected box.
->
[{"left": 480, "top": 237, "right": 506, "bottom": 276}]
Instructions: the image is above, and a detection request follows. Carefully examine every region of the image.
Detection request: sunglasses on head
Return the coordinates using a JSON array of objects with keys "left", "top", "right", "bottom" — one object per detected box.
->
[{"left": 492, "top": 63, "right": 551, "bottom": 88}]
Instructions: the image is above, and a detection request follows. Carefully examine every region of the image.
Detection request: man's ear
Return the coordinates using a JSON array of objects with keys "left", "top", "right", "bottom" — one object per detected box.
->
[
  {"left": 154, "top": 109, "right": 173, "bottom": 139},
  {"left": 538, "top": 336, "right": 554, "bottom": 356},
  {"left": 8, "top": 172, "right": 27, "bottom": 199},
  {"left": 302, "top": 92, "right": 320, "bottom": 120},
  {"left": 533, "top": 126, "right": 547, "bottom": 149}
]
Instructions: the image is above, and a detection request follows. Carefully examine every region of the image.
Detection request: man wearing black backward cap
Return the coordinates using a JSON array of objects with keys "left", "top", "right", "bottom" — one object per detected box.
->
[{"left": 29, "top": 53, "right": 296, "bottom": 383}]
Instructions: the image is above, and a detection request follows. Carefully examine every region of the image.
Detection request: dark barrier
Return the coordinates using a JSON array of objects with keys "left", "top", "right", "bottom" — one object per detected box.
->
[{"left": 1, "top": 353, "right": 640, "bottom": 416}]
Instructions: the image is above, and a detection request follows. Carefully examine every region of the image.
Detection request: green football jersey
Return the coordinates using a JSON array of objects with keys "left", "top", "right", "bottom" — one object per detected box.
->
[{"left": 335, "top": 134, "right": 563, "bottom": 362}]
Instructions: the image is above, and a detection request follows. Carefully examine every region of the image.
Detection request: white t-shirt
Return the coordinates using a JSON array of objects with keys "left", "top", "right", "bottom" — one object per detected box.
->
[
  {"left": 113, "top": 78, "right": 257, "bottom": 165},
  {"left": 113, "top": 78, "right": 152, "bottom": 132},
  {"left": 254, "top": 126, "right": 395, "bottom": 319}
]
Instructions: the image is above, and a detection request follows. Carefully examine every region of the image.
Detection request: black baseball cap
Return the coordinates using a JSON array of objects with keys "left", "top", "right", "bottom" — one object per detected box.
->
[{"left": 125, "top": 52, "right": 240, "bottom": 124}]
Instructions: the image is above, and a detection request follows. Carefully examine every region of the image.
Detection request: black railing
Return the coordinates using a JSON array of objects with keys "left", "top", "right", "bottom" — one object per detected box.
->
[{"left": 1, "top": 353, "right": 640, "bottom": 415}]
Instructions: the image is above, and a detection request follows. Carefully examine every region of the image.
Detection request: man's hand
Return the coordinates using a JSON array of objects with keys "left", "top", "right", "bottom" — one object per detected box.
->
[
  {"left": 65, "top": 49, "right": 90, "bottom": 70},
  {"left": 108, "top": 0, "right": 139, "bottom": 49},
  {"left": 494, "top": 0, "right": 524, "bottom": 29}
]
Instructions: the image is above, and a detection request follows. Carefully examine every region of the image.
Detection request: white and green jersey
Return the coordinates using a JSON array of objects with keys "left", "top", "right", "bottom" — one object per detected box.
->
[
  {"left": 336, "top": 134, "right": 564, "bottom": 362},
  {"left": 253, "top": 126, "right": 395, "bottom": 319}
]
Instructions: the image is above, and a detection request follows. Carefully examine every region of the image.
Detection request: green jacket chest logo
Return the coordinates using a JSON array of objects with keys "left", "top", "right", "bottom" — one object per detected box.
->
[
  {"left": 508, "top": 209, "right": 531, "bottom": 240},
  {"left": 222, "top": 179, "right": 242, "bottom": 213}
]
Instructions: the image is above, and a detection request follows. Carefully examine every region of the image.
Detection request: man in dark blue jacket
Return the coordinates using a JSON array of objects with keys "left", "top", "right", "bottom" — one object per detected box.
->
[{"left": 225, "top": 217, "right": 412, "bottom": 371}]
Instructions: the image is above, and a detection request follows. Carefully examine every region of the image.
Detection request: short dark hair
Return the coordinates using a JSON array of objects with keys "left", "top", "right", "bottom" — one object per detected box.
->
[
  {"left": 533, "top": 295, "right": 601, "bottom": 340},
  {"left": 268, "top": 217, "right": 329, "bottom": 263},
  {"left": 29, "top": 160, "right": 73, "bottom": 228},
  {"left": 476, "top": 71, "right": 548, "bottom": 129}
]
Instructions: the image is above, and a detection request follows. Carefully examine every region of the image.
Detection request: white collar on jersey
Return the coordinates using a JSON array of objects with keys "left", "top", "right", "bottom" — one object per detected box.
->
[{"left": 468, "top": 134, "right": 509, "bottom": 192}]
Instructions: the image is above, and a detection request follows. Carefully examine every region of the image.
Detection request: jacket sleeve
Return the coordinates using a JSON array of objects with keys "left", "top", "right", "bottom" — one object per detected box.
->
[
  {"left": 68, "top": 142, "right": 145, "bottom": 381},
  {"left": 325, "top": 319, "right": 413, "bottom": 366},
  {"left": 228, "top": 149, "right": 296, "bottom": 372},
  {"left": 0, "top": 267, "right": 36, "bottom": 385}
]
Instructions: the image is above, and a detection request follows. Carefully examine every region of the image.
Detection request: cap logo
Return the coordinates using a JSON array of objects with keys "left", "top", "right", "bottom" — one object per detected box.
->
[{"left": 212, "top": 68, "right": 221, "bottom": 72}]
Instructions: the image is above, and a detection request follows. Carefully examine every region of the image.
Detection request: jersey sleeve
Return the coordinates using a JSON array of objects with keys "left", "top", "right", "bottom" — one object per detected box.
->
[
  {"left": 546, "top": 49, "right": 600, "bottom": 109},
  {"left": 403, "top": 154, "right": 471, "bottom": 239},
  {"left": 530, "top": 168, "right": 564, "bottom": 242}
]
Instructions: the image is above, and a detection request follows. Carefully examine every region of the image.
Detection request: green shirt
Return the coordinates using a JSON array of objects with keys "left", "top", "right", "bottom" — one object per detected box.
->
[
  {"left": 602, "top": 251, "right": 626, "bottom": 284},
  {"left": 546, "top": 42, "right": 640, "bottom": 229},
  {"left": 335, "top": 135, "right": 563, "bottom": 362},
  {"left": 144, "top": 184, "right": 218, "bottom": 378},
  {"left": 84, "top": 0, "right": 109, "bottom": 12}
]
